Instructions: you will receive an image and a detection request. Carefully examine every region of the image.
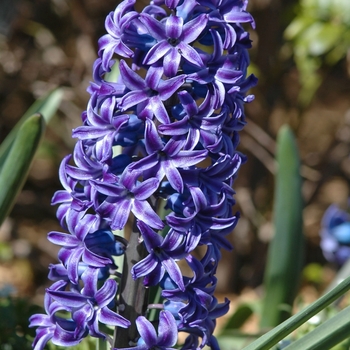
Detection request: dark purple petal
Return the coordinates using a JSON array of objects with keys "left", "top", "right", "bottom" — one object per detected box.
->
[
  {"left": 144, "top": 119, "right": 163, "bottom": 154},
  {"left": 82, "top": 248, "right": 112, "bottom": 267},
  {"left": 182, "top": 14, "right": 208, "bottom": 43},
  {"left": 119, "top": 60, "right": 146, "bottom": 90},
  {"left": 132, "top": 253, "right": 158, "bottom": 279},
  {"left": 165, "top": 0, "right": 180, "bottom": 9},
  {"left": 138, "top": 221, "right": 163, "bottom": 250},
  {"left": 66, "top": 247, "right": 84, "bottom": 283},
  {"left": 143, "top": 41, "right": 171, "bottom": 65},
  {"left": 171, "top": 150, "right": 208, "bottom": 168},
  {"left": 48, "top": 232, "right": 79, "bottom": 247},
  {"left": 165, "top": 15, "right": 183, "bottom": 39},
  {"left": 177, "top": 42, "right": 204, "bottom": 67},
  {"left": 32, "top": 328, "right": 54, "bottom": 350},
  {"left": 29, "top": 314, "right": 51, "bottom": 328},
  {"left": 94, "top": 279, "right": 117, "bottom": 307},
  {"left": 132, "top": 200, "right": 164, "bottom": 229},
  {"left": 73, "top": 304, "right": 93, "bottom": 330},
  {"left": 140, "top": 96, "right": 170, "bottom": 125},
  {"left": 111, "top": 199, "right": 133, "bottom": 230},
  {"left": 139, "top": 14, "right": 166, "bottom": 41},
  {"left": 136, "top": 316, "right": 157, "bottom": 346},
  {"left": 99, "top": 306, "right": 130, "bottom": 327},
  {"left": 48, "top": 289, "right": 88, "bottom": 308},
  {"left": 133, "top": 178, "right": 159, "bottom": 200},
  {"left": 178, "top": 90, "right": 198, "bottom": 116},
  {"left": 158, "top": 116, "right": 189, "bottom": 136},
  {"left": 128, "top": 154, "right": 159, "bottom": 172},
  {"left": 119, "top": 90, "right": 149, "bottom": 111},
  {"left": 52, "top": 322, "right": 84, "bottom": 347},
  {"left": 81, "top": 267, "right": 99, "bottom": 297},
  {"left": 158, "top": 75, "right": 185, "bottom": 101},
  {"left": 166, "top": 161, "right": 184, "bottom": 193},
  {"left": 92, "top": 181, "right": 124, "bottom": 197},
  {"left": 163, "top": 48, "right": 181, "bottom": 77},
  {"left": 157, "top": 311, "right": 178, "bottom": 346},
  {"left": 161, "top": 257, "right": 185, "bottom": 291},
  {"left": 145, "top": 65, "right": 164, "bottom": 90},
  {"left": 223, "top": 11, "right": 254, "bottom": 24}
]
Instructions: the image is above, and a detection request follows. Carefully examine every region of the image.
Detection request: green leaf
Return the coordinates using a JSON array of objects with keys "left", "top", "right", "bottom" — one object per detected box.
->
[
  {"left": 0, "top": 88, "right": 62, "bottom": 170},
  {"left": 242, "top": 275, "right": 350, "bottom": 350},
  {"left": 96, "top": 337, "right": 109, "bottom": 350},
  {"left": 283, "top": 305, "right": 350, "bottom": 350},
  {"left": 0, "top": 114, "right": 45, "bottom": 225},
  {"left": 260, "top": 125, "right": 304, "bottom": 328}
]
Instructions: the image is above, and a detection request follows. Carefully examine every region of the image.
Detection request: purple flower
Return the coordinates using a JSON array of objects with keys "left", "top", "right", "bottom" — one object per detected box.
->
[
  {"left": 320, "top": 202, "right": 350, "bottom": 265},
  {"left": 128, "top": 119, "right": 208, "bottom": 193},
  {"left": 91, "top": 173, "right": 163, "bottom": 230},
  {"left": 48, "top": 214, "right": 123, "bottom": 284},
  {"left": 98, "top": 0, "right": 138, "bottom": 70},
  {"left": 158, "top": 90, "right": 226, "bottom": 151},
  {"left": 140, "top": 13, "right": 208, "bottom": 77},
  {"left": 29, "top": 281, "right": 88, "bottom": 350},
  {"left": 118, "top": 60, "right": 185, "bottom": 124},
  {"left": 32, "top": 0, "right": 256, "bottom": 347},
  {"left": 48, "top": 268, "right": 130, "bottom": 338},
  {"left": 131, "top": 221, "right": 187, "bottom": 291},
  {"left": 114, "top": 310, "right": 178, "bottom": 350}
]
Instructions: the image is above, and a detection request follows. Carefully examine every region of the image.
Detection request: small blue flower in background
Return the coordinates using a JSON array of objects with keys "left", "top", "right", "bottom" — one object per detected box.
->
[{"left": 320, "top": 202, "right": 350, "bottom": 265}]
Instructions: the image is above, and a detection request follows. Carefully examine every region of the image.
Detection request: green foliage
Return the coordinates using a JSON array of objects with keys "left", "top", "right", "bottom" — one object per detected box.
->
[
  {"left": 0, "top": 88, "right": 63, "bottom": 171},
  {"left": 260, "top": 125, "right": 304, "bottom": 328},
  {"left": 0, "top": 295, "right": 41, "bottom": 350},
  {"left": 0, "top": 114, "right": 45, "bottom": 225},
  {"left": 283, "top": 305, "right": 350, "bottom": 350},
  {"left": 0, "top": 88, "right": 63, "bottom": 225},
  {"left": 241, "top": 274, "right": 350, "bottom": 349},
  {"left": 284, "top": 0, "right": 350, "bottom": 105}
]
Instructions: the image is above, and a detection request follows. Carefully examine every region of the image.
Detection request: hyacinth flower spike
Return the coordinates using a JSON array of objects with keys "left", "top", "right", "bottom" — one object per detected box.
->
[{"left": 30, "top": 0, "right": 256, "bottom": 349}]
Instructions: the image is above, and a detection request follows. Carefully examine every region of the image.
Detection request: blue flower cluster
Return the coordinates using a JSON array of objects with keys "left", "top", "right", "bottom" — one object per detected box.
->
[
  {"left": 320, "top": 202, "right": 350, "bottom": 266},
  {"left": 30, "top": 0, "right": 256, "bottom": 349}
]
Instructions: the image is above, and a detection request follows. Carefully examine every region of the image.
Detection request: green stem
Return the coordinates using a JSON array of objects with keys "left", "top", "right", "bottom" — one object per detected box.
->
[
  {"left": 113, "top": 226, "right": 148, "bottom": 348},
  {"left": 242, "top": 275, "right": 350, "bottom": 350}
]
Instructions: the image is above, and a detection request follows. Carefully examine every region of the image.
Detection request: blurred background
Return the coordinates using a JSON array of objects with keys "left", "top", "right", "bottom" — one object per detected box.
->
[{"left": 0, "top": 0, "right": 350, "bottom": 345}]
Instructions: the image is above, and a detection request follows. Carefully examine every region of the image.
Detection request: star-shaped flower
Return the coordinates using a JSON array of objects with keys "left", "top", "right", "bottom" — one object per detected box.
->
[{"left": 140, "top": 13, "right": 208, "bottom": 77}]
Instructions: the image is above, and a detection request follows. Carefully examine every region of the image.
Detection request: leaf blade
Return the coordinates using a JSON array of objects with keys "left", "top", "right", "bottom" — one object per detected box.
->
[{"left": 0, "top": 113, "right": 45, "bottom": 225}]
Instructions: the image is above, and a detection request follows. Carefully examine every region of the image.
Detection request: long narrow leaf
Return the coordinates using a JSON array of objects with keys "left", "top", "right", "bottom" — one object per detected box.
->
[
  {"left": 0, "top": 88, "right": 62, "bottom": 169},
  {"left": 0, "top": 114, "right": 45, "bottom": 225},
  {"left": 260, "top": 125, "right": 304, "bottom": 328},
  {"left": 284, "top": 305, "right": 350, "bottom": 350},
  {"left": 242, "top": 275, "right": 350, "bottom": 350}
]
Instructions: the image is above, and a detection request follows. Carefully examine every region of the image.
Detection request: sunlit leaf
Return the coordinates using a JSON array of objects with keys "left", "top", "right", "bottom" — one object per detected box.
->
[
  {"left": 0, "top": 88, "right": 62, "bottom": 170},
  {"left": 283, "top": 305, "right": 350, "bottom": 350},
  {"left": 0, "top": 114, "right": 45, "bottom": 225}
]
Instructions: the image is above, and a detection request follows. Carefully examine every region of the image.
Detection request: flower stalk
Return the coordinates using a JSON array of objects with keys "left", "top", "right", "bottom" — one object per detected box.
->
[{"left": 114, "top": 228, "right": 149, "bottom": 348}]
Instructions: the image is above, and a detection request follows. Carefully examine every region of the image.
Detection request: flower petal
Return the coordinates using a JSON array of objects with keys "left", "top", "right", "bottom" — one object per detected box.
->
[
  {"left": 157, "top": 310, "right": 178, "bottom": 346},
  {"left": 136, "top": 316, "right": 157, "bottom": 346}
]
